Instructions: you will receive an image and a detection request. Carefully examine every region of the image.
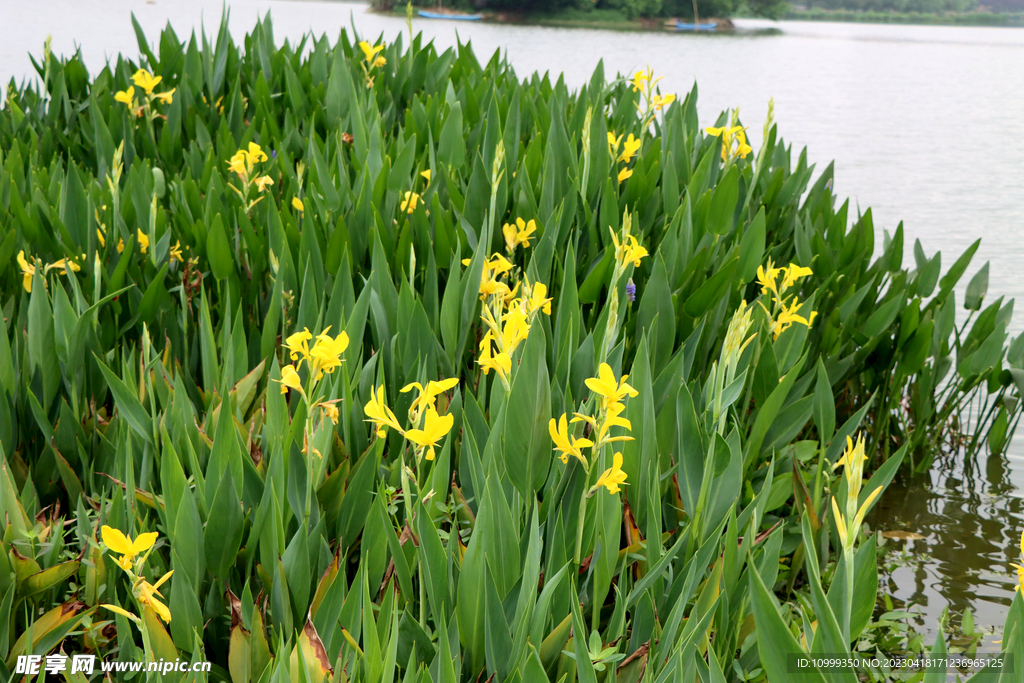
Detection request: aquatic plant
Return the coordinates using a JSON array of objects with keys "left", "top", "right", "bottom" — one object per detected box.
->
[{"left": 0, "top": 13, "right": 1021, "bottom": 682}]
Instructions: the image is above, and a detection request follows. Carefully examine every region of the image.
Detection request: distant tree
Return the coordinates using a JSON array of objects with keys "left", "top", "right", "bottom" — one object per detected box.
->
[{"left": 746, "top": 0, "right": 789, "bottom": 15}]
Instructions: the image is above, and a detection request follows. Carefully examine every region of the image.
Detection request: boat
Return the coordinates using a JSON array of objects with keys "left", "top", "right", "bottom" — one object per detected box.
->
[
  {"left": 416, "top": 10, "right": 483, "bottom": 20},
  {"left": 671, "top": 20, "right": 717, "bottom": 30}
]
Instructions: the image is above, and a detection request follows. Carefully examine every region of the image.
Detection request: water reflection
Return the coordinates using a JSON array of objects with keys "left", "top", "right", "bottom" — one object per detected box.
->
[{"left": 871, "top": 445, "right": 1024, "bottom": 652}]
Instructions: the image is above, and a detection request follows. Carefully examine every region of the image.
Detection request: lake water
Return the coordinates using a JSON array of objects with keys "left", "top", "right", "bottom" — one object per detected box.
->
[{"left": 3, "top": 0, "right": 1024, "bottom": 659}]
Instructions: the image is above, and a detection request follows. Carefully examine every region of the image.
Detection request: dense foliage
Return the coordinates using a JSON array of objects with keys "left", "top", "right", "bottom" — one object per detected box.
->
[{"left": 0, "top": 14, "right": 1022, "bottom": 683}]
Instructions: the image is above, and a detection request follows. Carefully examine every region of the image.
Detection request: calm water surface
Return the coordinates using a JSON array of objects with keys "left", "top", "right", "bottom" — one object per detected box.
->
[{"left": 4, "top": 0, "right": 1024, "bottom": 654}]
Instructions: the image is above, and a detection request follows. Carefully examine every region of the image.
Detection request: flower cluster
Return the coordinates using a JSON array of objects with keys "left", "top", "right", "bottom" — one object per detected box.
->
[
  {"left": 227, "top": 142, "right": 274, "bottom": 210},
  {"left": 100, "top": 526, "right": 173, "bottom": 625},
  {"left": 706, "top": 109, "right": 752, "bottom": 163},
  {"left": 830, "top": 434, "right": 882, "bottom": 555},
  {"left": 358, "top": 41, "right": 387, "bottom": 88},
  {"left": 756, "top": 258, "right": 817, "bottom": 340},
  {"left": 17, "top": 250, "right": 83, "bottom": 293},
  {"left": 470, "top": 250, "right": 552, "bottom": 389},
  {"left": 114, "top": 69, "right": 174, "bottom": 121},
  {"left": 550, "top": 362, "right": 637, "bottom": 496},
  {"left": 363, "top": 379, "right": 457, "bottom": 462},
  {"left": 280, "top": 326, "right": 350, "bottom": 389},
  {"left": 608, "top": 132, "right": 642, "bottom": 185}
]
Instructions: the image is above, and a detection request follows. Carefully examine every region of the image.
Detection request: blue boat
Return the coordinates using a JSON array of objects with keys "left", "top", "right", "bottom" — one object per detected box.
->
[
  {"left": 417, "top": 10, "right": 483, "bottom": 20},
  {"left": 672, "top": 21, "right": 717, "bottom": 30}
]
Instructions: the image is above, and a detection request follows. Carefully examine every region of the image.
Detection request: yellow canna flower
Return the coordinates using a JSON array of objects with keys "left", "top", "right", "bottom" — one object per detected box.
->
[
  {"left": 97, "top": 227, "right": 107, "bottom": 248},
  {"left": 652, "top": 93, "right": 676, "bottom": 110},
  {"left": 607, "top": 131, "right": 623, "bottom": 156},
  {"left": 549, "top": 414, "right": 593, "bottom": 466},
  {"left": 284, "top": 328, "right": 313, "bottom": 365},
  {"left": 630, "top": 70, "right": 650, "bottom": 93},
  {"left": 477, "top": 332, "right": 512, "bottom": 382},
  {"left": 153, "top": 88, "right": 175, "bottom": 104},
  {"left": 420, "top": 169, "right": 432, "bottom": 183},
  {"left": 228, "top": 151, "right": 248, "bottom": 178},
  {"left": 276, "top": 364, "right": 304, "bottom": 395},
  {"left": 246, "top": 142, "right": 268, "bottom": 165},
  {"left": 404, "top": 407, "right": 454, "bottom": 461},
  {"left": 585, "top": 363, "right": 638, "bottom": 411},
  {"left": 621, "top": 235, "right": 648, "bottom": 268},
  {"left": 292, "top": 196, "right": 304, "bottom": 213},
  {"left": 17, "top": 251, "right": 37, "bottom": 292},
  {"left": 500, "top": 306, "right": 531, "bottom": 353},
  {"left": 780, "top": 263, "right": 813, "bottom": 292},
  {"left": 114, "top": 86, "right": 136, "bottom": 108},
  {"left": 318, "top": 401, "right": 341, "bottom": 425},
  {"left": 359, "top": 41, "right": 385, "bottom": 64},
  {"left": 138, "top": 570, "right": 174, "bottom": 623},
  {"left": 136, "top": 229, "right": 150, "bottom": 254},
  {"left": 101, "top": 525, "right": 158, "bottom": 573},
  {"left": 374, "top": 55, "right": 387, "bottom": 68},
  {"left": 591, "top": 452, "right": 628, "bottom": 495},
  {"left": 400, "top": 191, "right": 421, "bottom": 213},
  {"left": 101, "top": 603, "right": 141, "bottom": 624},
  {"left": 45, "top": 256, "right": 83, "bottom": 275},
  {"left": 254, "top": 175, "right": 274, "bottom": 193},
  {"left": 169, "top": 241, "right": 184, "bottom": 264},
  {"left": 734, "top": 129, "right": 752, "bottom": 158},
  {"left": 401, "top": 378, "right": 459, "bottom": 414},
  {"left": 618, "top": 134, "right": 641, "bottom": 164},
  {"left": 309, "top": 327, "right": 349, "bottom": 379},
  {"left": 117, "top": 238, "right": 125, "bottom": 254},
  {"left": 756, "top": 258, "right": 782, "bottom": 296},
  {"left": 526, "top": 281, "right": 552, "bottom": 316},
  {"left": 131, "top": 68, "right": 162, "bottom": 95},
  {"left": 364, "top": 385, "right": 404, "bottom": 438},
  {"left": 770, "top": 298, "right": 817, "bottom": 340},
  {"left": 617, "top": 167, "right": 633, "bottom": 184}
]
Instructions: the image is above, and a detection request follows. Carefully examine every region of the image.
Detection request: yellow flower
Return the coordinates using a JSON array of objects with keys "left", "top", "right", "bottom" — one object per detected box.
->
[
  {"left": 617, "top": 167, "right": 633, "bottom": 184},
  {"left": 114, "top": 86, "right": 136, "bottom": 108},
  {"left": 585, "top": 363, "right": 638, "bottom": 411},
  {"left": 246, "top": 142, "right": 268, "bottom": 164},
  {"left": 734, "top": 129, "right": 752, "bottom": 158},
  {"left": 592, "top": 452, "right": 628, "bottom": 495},
  {"left": 318, "top": 401, "right": 341, "bottom": 425},
  {"left": 420, "top": 169, "right": 432, "bottom": 184},
  {"left": 549, "top": 414, "right": 592, "bottom": 466},
  {"left": 374, "top": 55, "right": 387, "bottom": 68},
  {"left": 574, "top": 402, "right": 634, "bottom": 449},
  {"left": 607, "top": 131, "right": 623, "bottom": 156},
  {"left": 358, "top": 41, "right": 385, "bottom": 64},
  {"left": 706, "top": 125, "right": 748, "bottom": 162},
  {"left": 400, "top": 378, "right": 459, "bottom": 414},
  {"left": 170, "top": 241, "right": 184, "bottom": 264},
  {"left": 117, "top": 239, "right": 125, "bottom": 253},
  {"left": 500, "top": 306, "right": 531, "bottom": 353},
  {"left": 400, "top": 191, "right": 421, "bottom": 213},
  {"left": 101, "top": 525, "right": 158, "bottom": 573},
  {"left": 137, "top": 229, "right": 149, "bottom": 254},
  {"left": 404, "top": 407, "right": 454, "bottom": 461},
  {"left": 17, "top": 251, "right": 36, "bottom": 292},
  {"left": 652, "top": 93, "right": 676, "bottom": 110},
  {"left": 284, "top": 328, "right": 313, "bottom": 365},
  {"left": 228, "top": 151, "right": 248, "bottom": 178},
  {"left": 309, "top": 327, "right": 349, "bottom": 379},
  {"left": 101, "top": 604, "right": 140, "bottom": 624},
  {"left": 45, "top": 257, "right": 83, "bottom": 275},
  {"left": 364, "top": 385, "right": 404, "bottom": 438},
  {"left": 138, "top": 570, "right": 174, "bottom": 623},
  {"left": 131, "top": 68, "right": 162, "bottom": 95},
  {"left": 276, "top": 364, "right": 304, "bottom": 395},
  {"left": 153, "top": 88, "right": 175, "bottom": 104},
  {"left": 621, "top": 235, "right": 648, "bottom": 267},
  {"left": 756, "top": 258, "right": 781, "bottom": 296},
  {"left": 1010, "top": 527, "right": 1024, "bottom": 591},
  {"left": 770, "top": 299, "right": 818, "bottom": 340},
  {"left": 477, "top": 332, "right": 511, "bottom": 382},
  {"left": 502, "top": 217, "right": 537, "bottom": 252},
  {"left": 292, "top": 196, "right": 304, "bottom": 213},
  {"left": 525, "top": 281, "right": 552, "bottom": 316},
  {"left": 618, "top": 134, "right": 641, "bottom": 164},
  {"left": 254, "top": 175, "right": 274, "bottom": 193},
  {"left": 97, "top": 227, "right": 107, "bottom": 248},
  {"left": 630, "top": 70, "right": 650, "bottom": 93},
  {"left": 780, "top": 264, "right": 813, "bottom": 292}
]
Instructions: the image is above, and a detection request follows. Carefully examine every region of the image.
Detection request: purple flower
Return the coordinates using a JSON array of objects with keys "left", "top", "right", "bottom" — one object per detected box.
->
[
  {"left": 626, "top": 279, "right": 636, "bottom": 302},
  {"left": 271, "top": 149, "right": 277, "bottom": 158}
]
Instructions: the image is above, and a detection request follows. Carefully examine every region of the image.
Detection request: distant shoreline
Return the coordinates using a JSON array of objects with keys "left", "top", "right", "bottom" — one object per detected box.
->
[{"left": 382, "top": 5, "right": 1024, "bottom": 30}]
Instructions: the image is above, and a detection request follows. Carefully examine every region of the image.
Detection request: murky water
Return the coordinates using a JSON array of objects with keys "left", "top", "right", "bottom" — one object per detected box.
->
[{"left": 4, "top": 0, "right": 1024, "bottom": 656}]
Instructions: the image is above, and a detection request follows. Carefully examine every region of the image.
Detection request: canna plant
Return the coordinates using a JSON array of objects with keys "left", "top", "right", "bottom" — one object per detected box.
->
[{"left": 0, "top": 11, "right": 1022, "bottom": 683}]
